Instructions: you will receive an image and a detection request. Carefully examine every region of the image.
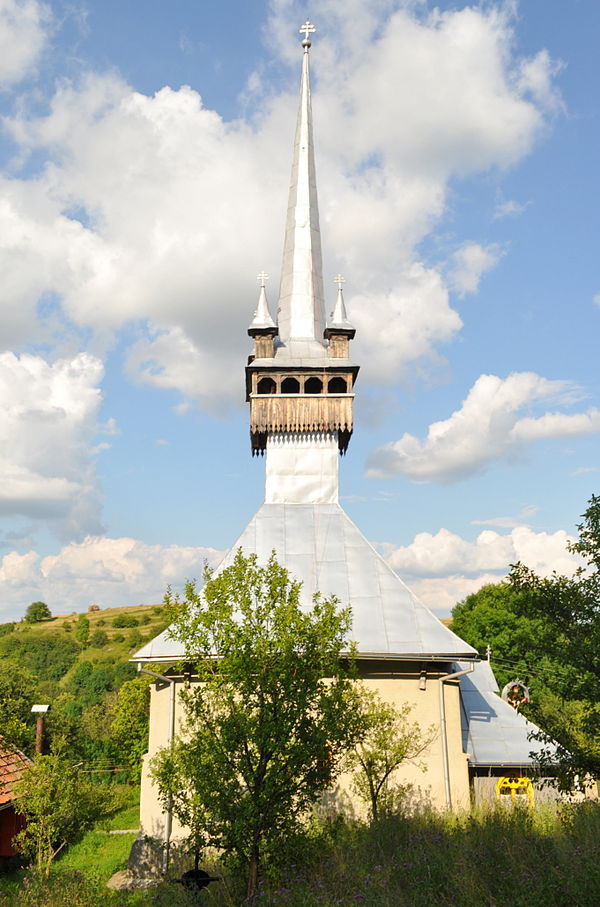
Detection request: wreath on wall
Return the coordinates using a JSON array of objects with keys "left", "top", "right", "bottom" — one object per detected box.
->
[{"left": 501, "top": 680, "right": 530, "bottom": 710}]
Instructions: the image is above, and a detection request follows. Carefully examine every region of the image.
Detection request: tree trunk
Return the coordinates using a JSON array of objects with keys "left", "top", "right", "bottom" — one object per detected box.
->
[
  {"left": 247, "top": 845, "right": 260, "bottom": 900},
  {"left": 368, "top": 775, "right": 379, "bottom": 822}
]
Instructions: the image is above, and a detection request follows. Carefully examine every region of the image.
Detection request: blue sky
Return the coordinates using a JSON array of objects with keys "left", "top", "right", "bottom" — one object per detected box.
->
[{"left": 0, "top": 0, "right": 598, "bottom": 620}]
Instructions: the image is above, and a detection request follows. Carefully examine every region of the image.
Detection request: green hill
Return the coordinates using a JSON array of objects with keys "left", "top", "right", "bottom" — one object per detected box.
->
[
  {"left": 0, "top": 603, "right": 169, "bottom": 769},
  {"left": 0, "top": 601, "right": 167, "bottom": 663}
]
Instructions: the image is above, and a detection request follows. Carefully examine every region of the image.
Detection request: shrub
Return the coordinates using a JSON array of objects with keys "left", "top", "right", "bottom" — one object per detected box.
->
[
  {"left": 112, "top": 614, "right": 139, "bottom": 628},
  {"left": 89, "top": 629, "right": 109, "bottom": 648},
  {"left": 127, "top": 629, "right": 144, "bottom": 649}
]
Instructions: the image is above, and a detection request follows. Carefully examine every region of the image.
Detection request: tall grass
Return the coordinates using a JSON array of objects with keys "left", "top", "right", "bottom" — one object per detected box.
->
[
  {"left": 244, "top": 803, "right": 600, "bottom": 907},
  {"left": 1, "top": 803, "right": 598, "bottom": 906}
]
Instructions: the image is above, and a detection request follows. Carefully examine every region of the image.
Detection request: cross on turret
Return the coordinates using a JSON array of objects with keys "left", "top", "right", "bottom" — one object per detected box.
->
[{"left": 300, "top": 19, "right": 316, "bottom": 47}]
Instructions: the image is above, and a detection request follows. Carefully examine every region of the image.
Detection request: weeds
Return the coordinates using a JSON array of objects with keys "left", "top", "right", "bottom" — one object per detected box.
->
[{"left": 1, "top": 803, "right": 598, "bottom": 906}]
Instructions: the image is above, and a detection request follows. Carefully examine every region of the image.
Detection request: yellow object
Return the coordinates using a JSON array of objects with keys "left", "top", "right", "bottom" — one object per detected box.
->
[{"left": 496, "top": 776, "right": 534, "bottom": 806}]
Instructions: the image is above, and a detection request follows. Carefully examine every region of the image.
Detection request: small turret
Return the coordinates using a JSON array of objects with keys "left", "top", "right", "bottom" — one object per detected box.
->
[
  {"left": 248, "top": 272, "right": 278, "bottom": 360},
  {"left": 325, "top": 275, "right": 356, "bottom": 358}
]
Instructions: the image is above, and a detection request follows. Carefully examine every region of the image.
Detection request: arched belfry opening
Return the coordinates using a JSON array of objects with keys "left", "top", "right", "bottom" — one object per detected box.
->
[
  {"left": 257, "top": 377, "right": 277, "bottom": 395},
  {"left": 304, "top": 377, "right": 323, "bottom": 394},
  {"left": 328, "top": 376, "right": 347, "bottom": 394},
  {"left": 281, "top": 377, "right": 301, "bottom": 394}
]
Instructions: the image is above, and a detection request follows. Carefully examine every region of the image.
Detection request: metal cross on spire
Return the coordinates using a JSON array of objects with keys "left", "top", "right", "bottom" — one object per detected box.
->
[
  {"left": 299, "top": 19, "right": 316, "bottom": 47},
  {"left": 334, "top": 274, "right": 345, "bottom": 289},
  {"left": 257, "top": 271, "right": 269, "bottom": 288}
]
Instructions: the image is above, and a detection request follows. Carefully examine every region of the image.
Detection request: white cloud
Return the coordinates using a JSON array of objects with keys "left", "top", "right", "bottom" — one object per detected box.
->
[
  {"left": 571, "top": 466, "right": 599, "bottom": 476},
  {"left": 472, "top": 504, "right": 539, "bottom": 529},
  {"left": 593, "top": 293, "right": 600, "bottom": 308},
  {"left": 0, "top": 0, "right": 50, "bottom": 87},
  {"left": 385, "top": 524, "right": 579, "bottom": 578},
  {"left": 0, "top": 3, "right": 562, "bottom": 403},
  {"left": 0, "top": 536, "right": 223, "bottom": 619},
  {"left": 515, "top": 48, "right": 564, "bottom": 113},
  {"left": 367, "top": 372, "right": 600, "bottom": 482},
  {"left": 446, "top": 242, "right": 504, "bottom": 297},
  {"left": 493, "top": 197, "right": 530, "bottom": 219},
  {"left": 383, "top": 522, "right": 582, "bottom": 614},
  {"left": 350, "top": 264, "right": 461, "bottom": 383},
  {"left": 409, "top": 573, "right": 504, "bottom": 615},
  {"left": 0, "top": 352, "right": 104, "bottom": 536}
]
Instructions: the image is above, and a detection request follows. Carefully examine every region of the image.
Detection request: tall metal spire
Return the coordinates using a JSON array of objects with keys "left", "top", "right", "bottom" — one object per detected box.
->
[{"left": 276, "top": 20, "right": 326, "bottom": 349}]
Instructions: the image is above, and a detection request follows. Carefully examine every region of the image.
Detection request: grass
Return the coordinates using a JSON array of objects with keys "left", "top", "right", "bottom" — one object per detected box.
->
[
  {"left": 2, "top": 802, "right": 599, "bottom": 906},
  {"left": 205, "top": 802, "right": 600, "bottom": 907},
  {"left": 58, "top": 831, "right": 138, "bottom": 881},
  {"left": 57, "top": 791, "right": 141, "bottom": 880},
  {"left": 101, "top": 802, "right": 140, "bottom": 832}
]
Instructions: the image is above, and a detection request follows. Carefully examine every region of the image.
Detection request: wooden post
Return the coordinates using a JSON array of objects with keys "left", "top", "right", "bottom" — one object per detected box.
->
[{"left": 35, "top": 715, "right": 44, "bottom": 754}]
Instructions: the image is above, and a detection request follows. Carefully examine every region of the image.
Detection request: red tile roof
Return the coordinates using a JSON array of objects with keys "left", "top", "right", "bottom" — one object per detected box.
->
[{"left": 0, "top": 739, "right": 32, "bottom": 807}]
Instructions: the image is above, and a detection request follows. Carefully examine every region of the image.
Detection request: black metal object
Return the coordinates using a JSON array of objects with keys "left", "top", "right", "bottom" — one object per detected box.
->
[{"left": 175, "top": 868, "right": 220, "bottom": 891}]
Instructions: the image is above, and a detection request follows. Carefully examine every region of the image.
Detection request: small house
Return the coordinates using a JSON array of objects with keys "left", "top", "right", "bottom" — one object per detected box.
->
[{"left": 0, "top": 738, "right": 31, "bottom": 858}]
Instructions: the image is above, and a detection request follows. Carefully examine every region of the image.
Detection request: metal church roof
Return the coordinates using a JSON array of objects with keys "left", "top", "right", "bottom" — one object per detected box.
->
[
  {"left": 133, "top": 502, "right": 478, "bottom": 663},
  {"left": 459, "top": 661, "right": 552, "bottom": 767}
]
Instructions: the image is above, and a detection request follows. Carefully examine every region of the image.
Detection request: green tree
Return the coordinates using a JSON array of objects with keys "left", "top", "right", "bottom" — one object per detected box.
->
[
  {"left": 111, "top": 676, "right": 151, "bottom": 775},
  {"left": 74, "top": 614, "right": 90, "bottom": 647},
  {"left": 451, "top": 576, "right": 599, "bottom": 788},
  {"left": 151, "top": 550, "right": 362, "bottom": 899},
  {"left": 0, "top": 664, "right": 37, "bottom": 752},
  {"left": 509, "top": 494, "right": 600, "bottom": 786},
  {"left": 349, "top": 691, "right": 436, "bottom": 821},
  {"left": 13, "top": 753, "right": 112, "bottom": 874},
  {"left": 450, "top": 582, "right": 556, "bottom": 688},
  {"left": 66, "top": 660, "right": 118, "bottom": 704},
  {"left": 25, "top": 601, "right": 52, "bottom": 623}
]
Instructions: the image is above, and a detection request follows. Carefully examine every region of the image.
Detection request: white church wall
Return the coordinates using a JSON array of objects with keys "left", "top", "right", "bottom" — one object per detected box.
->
[
  {"left": 355, "top": 669, "right": 471, "bottom": 812},
  {"left": 138, "top": 666, "right": 471, "bottom": 840}
]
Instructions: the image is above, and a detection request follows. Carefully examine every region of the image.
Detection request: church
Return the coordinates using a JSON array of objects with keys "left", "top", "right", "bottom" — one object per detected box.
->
[{"left": 132, "top": 21, "right": 544, "bottom": 851}]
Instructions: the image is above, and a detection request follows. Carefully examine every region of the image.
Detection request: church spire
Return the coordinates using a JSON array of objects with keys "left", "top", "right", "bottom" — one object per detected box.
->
[
  {"left": 276, "top": 19, "right": 326, "bottom": 349},
  {"left": 246, "top": 22, "right": 358, "bottom": 457}
]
